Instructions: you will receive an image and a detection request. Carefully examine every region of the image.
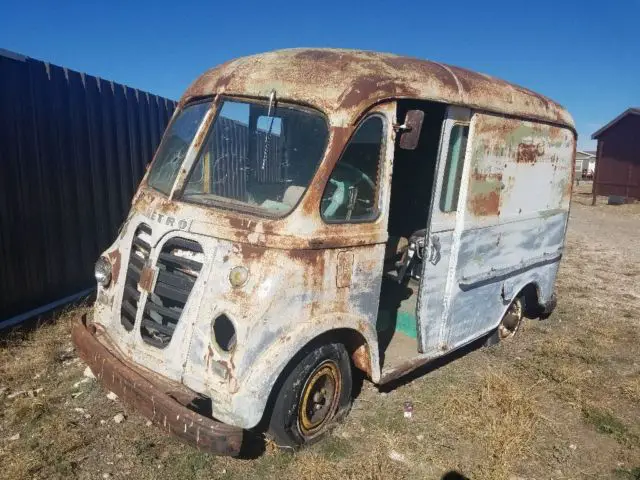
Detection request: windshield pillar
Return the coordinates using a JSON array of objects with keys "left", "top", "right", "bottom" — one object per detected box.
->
[{"left": 169, "top": 97, "right": 219, "bottom": 200}]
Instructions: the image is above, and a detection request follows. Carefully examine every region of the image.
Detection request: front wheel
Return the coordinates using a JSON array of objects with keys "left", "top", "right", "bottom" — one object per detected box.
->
[{"left": 267, "top": 342, "right": 353, "bottom": 449}]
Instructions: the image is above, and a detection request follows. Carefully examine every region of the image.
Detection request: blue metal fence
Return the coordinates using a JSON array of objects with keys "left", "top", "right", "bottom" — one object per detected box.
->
[{"left": 0, "top": 49, "right": 176, "bottom": 325}]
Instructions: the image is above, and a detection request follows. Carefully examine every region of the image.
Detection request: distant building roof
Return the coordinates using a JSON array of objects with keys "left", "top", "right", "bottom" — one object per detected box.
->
[
  {"left": 576, "top": 150, "right": 596, "bottom": 158},
  {"left": 592, "top": 108, "right": 640, "bottom": 139}
]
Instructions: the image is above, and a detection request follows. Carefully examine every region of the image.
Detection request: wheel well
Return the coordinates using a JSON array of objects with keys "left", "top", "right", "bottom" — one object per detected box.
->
[
  {"left": 255, "top": 327, "right": 371, "bottom": 432},
  {"left": 519, "top": 283, "right": 543, "bottom": 318},
  {"left": 332, "top": 328, "right": 372, "bottom": 377},
  {"left": 302, "top": 328, "right": 372, "bottom": 377}
]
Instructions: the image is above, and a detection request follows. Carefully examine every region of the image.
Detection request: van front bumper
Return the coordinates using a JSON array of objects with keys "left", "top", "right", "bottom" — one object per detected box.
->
[{"left": 71, "top": 314, "right": 243, "bottom": 456}]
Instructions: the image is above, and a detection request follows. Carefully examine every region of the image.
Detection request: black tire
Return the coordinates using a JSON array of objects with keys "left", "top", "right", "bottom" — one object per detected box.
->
[
  {"left": 267, "top": 342, "right": 352, "bottom": 449},
  {"left": 484, "top": 295, "right": 526, "bottom": 347}
]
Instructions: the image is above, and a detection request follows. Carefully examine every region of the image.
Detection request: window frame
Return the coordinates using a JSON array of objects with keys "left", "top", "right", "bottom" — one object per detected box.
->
[
  {"left": 438, "top": 122, "right": 470, "bottom": 214},
  {"left": 145, "top": 98, "right": 214, "bottom": 196},
  {"left": 173, "top": 95, "right": 331, "bottom": 219},
  {"left": 320, "top": 113, "right": 388, "bottom": 225}
]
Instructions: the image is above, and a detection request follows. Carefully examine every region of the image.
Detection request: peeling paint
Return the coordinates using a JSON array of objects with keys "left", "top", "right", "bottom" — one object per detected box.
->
[
  {"left": 181, "top": 49, "right": 574, "bottom": 129},
  {"left": 73, "top": 49, "right": 576, "bottom": 451}
]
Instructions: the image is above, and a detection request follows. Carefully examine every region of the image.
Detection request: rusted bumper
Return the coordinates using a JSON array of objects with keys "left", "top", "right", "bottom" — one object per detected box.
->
[{"left": 71, "top": 314, "right": 243, "bottom": 456}]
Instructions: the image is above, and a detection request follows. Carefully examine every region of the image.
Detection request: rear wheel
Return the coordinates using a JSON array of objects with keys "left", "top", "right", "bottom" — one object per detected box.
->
[
  {"left": 267, "top": 342, "right": 352, "bottom": 449},
  {"left": 485, "top": 296, "right": 525, "bottom": 347}
]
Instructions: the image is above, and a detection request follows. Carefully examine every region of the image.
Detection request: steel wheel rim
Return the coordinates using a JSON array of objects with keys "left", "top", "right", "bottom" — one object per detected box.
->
[
  {"left": 298, "top": 360, "right": 341, "bottom": 436},
  {"left": 498, "top": 297, "right": 523, "bottom": 340}
]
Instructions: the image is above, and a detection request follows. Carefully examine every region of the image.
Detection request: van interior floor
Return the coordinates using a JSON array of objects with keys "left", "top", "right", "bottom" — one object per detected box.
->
[{"left": 376, "top": 276, "right": 421, "bottom": 373}]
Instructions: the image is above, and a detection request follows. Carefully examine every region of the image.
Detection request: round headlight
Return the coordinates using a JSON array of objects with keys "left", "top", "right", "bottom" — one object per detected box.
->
[
  {"left": 228, "top": 266, "right": 249, "bottom": 288},
  {"left": 94, "top": 256, "right": 112, "bottom": 287}
]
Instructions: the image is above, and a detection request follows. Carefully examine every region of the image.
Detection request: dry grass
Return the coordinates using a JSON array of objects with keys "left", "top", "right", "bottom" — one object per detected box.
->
[
  {"left": 1, "top": 186, "right": 639, "bottom": 479},
  {"left": 424, "top": 369, "right": 541, "bottom": 479}
]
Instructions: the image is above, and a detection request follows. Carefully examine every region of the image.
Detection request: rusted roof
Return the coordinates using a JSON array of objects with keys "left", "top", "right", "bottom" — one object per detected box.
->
[
  {"left": 182, "top": 48, "right": 574, "bottom": 129},
  {"left": 592, "top": 108, "right": 640, "bottom": 139}
]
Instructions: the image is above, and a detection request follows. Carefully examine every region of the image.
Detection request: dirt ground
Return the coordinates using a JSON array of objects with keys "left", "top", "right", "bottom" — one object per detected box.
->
[{"left": 1, "top": 183, "right": 639, "bottom": 480}]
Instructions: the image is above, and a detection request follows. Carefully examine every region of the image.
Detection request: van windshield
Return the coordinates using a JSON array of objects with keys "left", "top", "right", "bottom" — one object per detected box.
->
[{"left": 182, "top": 98, "right": 329, "bottom": 216}]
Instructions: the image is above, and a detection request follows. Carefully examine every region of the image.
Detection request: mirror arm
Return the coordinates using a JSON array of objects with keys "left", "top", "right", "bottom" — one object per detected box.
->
[{"left": 393, "top": 123, "right": 412, "bottom": 133}]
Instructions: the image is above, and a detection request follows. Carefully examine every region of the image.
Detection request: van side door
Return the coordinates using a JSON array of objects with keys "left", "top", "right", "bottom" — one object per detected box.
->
[
  {"left": 415, "top": 106, "right": 470, "bottom": 354},
  {"left": 417, "top": 110, "right": 574, "bottom": 355}
]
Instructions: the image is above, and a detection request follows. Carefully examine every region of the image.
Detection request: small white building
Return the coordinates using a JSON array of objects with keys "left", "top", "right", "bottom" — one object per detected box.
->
[{"left": 575, "top": 150, "right": 596, "bottom": 179}]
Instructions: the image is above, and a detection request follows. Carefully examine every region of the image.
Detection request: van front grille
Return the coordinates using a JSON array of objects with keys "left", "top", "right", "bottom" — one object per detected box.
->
[
  {"left": 139, "top": 237, "right": 203, "bottom": 348},
  {"left": 120, "top": 224, "right": 152, "bottom": 331}
]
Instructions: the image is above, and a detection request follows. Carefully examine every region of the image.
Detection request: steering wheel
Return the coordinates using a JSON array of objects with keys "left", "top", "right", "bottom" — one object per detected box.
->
[
  {"left": 321, "top": 163, "right": 376, "bottom": 218},
  {"left": 188, "top": 151, "right": 246, "bottom": 191}
]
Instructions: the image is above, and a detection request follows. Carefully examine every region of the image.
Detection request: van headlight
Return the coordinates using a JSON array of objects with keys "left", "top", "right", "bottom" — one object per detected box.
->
[{"left": 94, "top": 256, "right": 112, "bottom": 287}]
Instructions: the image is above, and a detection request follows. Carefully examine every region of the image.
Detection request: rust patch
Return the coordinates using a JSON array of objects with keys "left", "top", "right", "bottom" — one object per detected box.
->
[
  {"left": 471, "top": 171, "right": 503, "bottom": 183},
  {"left": 192, "top": 117, "right": 210, "bottom": 150},
  {"left": 132, "top": 188, "right": 155, "bottom": 214},
  {"left": 107, "top": 249, "right": 122, "bottom": 285},
  {"left": 301, "top": 127, "right": 353, "bottom": 217},
  {"left": 294, "top": 49, "right": 346, "bottom": 63},
  {"left": 469, "top": 191, "right": 500, "bottom": 216},
  {"left": 352, "top": 344, "right": 371, "bottom": 376},
  {"left": 468, "top": 170, "right": 503, "bottom": 216},
  {"left": 138, "top": 265, "right": 156, "bottom": 293},
  {"left": 205, "top": 344, "right": 215, "bottom": 369},
  {"left": 238, "top": 242, "right": 266, "bottom": 262},
  {"left": 228, "top": 216, "right": 250, "bottom": 231},
  {"left": 213, "top": 72, "right": 235, "bottom": 92},
  {"left": 157, "top": 198, "right": 179, "bottom": 214},
  {"left": 379, "top": 355, "right": 433, "bottom": 384},
  {"left": 356, "top": 319, "right": 368, "bottom": 334},
  {"left": 336, "top": 251, "right": 354, "bottom": 288},
  {"left": 337, "top": 76, "right": 399, "bottom": 110},
  {"left": 474, "top": 117, "right": 518, "bottom": 137},
  {"left": 287, "top": 248, "right": 323, "bottom": 267},
  {"left": 517, "top": 142, "right": 545, "bottom": 163},
  {"left": 288, "top": 248, "right": 326, "bottom": 291}
]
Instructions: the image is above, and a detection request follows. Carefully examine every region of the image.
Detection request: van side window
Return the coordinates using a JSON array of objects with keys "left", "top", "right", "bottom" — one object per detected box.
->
[
  {"left": 321, "top": 116, "right": 384, "bottom": 222},
  {"left": 439, "top": 124, "right": 469, "bottom": 212}
]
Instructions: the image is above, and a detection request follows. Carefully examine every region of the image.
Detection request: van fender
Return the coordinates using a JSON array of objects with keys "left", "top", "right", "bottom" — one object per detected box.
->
[
  {"left": 497, "top": 264, "right": 557, "bottom": 324},
  {"left": 229, "top": 313, "right": 380, "bottom": 429}
]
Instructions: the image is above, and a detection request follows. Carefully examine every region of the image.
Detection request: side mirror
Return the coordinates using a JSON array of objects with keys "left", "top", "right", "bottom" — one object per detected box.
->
[{"left": 397, "top": 110, "right": 425, "bottom": 150}]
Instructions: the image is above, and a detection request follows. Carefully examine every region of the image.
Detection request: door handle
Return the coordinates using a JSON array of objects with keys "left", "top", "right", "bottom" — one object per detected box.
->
[{"left": 426, "top": 235, "right": 441, "bottom": 265}]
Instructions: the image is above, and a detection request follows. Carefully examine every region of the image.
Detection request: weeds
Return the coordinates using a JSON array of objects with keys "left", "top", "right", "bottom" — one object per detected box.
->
[{"left": 582, "top": 405, "right": 637, "bottom": 446}]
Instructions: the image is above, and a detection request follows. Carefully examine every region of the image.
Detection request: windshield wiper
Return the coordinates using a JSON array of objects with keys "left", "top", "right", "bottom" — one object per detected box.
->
[{"left": 261, "top": 89, "right": 277, "bottom": 170}]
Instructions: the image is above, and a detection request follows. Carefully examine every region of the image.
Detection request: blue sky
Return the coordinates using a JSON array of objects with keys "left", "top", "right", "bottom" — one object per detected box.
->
[{"left": 2, "top": 0, "right": 638, "bottom": 150}]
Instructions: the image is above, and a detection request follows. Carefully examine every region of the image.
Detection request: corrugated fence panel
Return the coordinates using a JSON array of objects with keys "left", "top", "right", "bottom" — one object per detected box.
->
[{"left": 0, "top": 50, "right": 175, "bottom": 323}]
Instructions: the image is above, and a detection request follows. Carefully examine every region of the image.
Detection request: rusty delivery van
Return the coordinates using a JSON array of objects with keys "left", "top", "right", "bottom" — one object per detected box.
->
[{"left": 72, "top": 48, "right": 576, "bottom": 455}]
